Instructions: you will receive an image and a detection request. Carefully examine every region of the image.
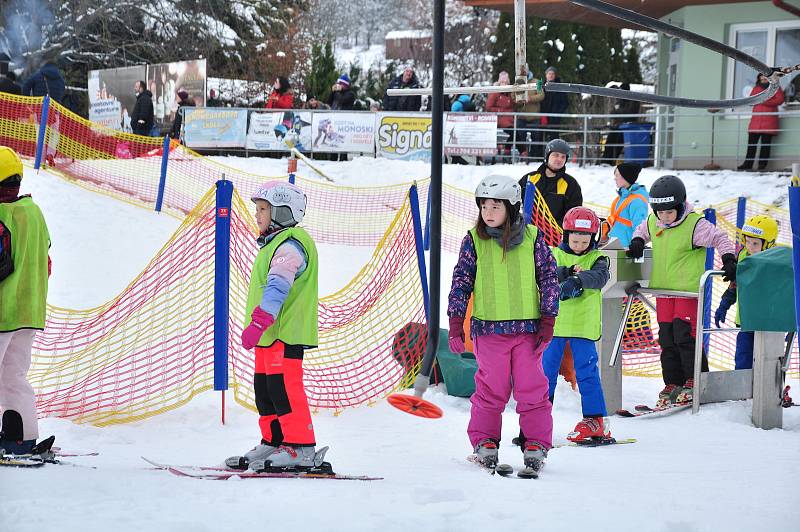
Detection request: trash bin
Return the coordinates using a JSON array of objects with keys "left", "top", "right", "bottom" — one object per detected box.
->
[
  {"left": 618, "top": 122, "right": 654, "bottom": 165},
  {"left": 436, "top": 328, "right": 478, "bottom": 397}
]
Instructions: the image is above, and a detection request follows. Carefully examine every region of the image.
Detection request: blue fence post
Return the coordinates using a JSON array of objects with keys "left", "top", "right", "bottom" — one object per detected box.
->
[
  {"left": 155, "top": 135, "right": 170, "bottom": 212},
  {"left": 423, "top": 181, "right": 432, "bottom": 251},
  {"left": 791, "top": 177, "right": 800, "bottom": 340},
  {"left": 214, "top": 178, "right": 233, "bottom": 423},
  {"left": 33, "top": 95, "right": 50, "bottom": 170},
  {"left": 410, "top": 184, "right": 430, "bottom": 321},
  {"left": 523, "top": 181, "right": 536, "bottom": 225},
  {"left": 736, "top": 197, "right": 747, "bottom": 230},
  {"left": 703, "top": 208, "right": 716, "bottom": 353}
]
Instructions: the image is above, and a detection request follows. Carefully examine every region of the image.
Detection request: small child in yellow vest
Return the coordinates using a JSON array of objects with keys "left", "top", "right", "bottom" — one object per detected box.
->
[
  {"left": 542, "top": 206, "right": 612, "bottom": 442},
  {"left": 448, "top": 174, "right": 559, "bottom": 476},
  {"left": 0, "top": 146, "right": 52, "bottom": 455},
  {"left": 227, "top": 181, "right": 327, "bottom": 473},
  {"left": 714, "top": 214, "right": 779, "bottom": 370},
  {"left": 627, "top": 175, "right": 736, "bottom": 407}
]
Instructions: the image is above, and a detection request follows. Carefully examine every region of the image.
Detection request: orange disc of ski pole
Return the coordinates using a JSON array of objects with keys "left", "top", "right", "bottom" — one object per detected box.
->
[{"left": 387, "top": 393, "right": 443, "bottom": 419}]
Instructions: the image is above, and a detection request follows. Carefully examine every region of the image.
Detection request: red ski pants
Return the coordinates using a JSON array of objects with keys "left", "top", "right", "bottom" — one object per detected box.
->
[{"left": 254, "top": 341, "right": 315, "bottom": 447}]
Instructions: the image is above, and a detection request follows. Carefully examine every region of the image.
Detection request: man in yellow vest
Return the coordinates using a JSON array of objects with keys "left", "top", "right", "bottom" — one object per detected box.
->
[
  {"left": 518, "top": 138, "right": 582, "bottom": 227},
  {"left": 0, "top": 146, "right": 51, "bottom": 455}
]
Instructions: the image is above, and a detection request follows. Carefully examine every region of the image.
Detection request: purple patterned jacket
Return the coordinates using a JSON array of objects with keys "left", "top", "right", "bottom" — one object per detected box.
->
[{"left": 447, "top": 229, "right": 560, "bottom": 338}]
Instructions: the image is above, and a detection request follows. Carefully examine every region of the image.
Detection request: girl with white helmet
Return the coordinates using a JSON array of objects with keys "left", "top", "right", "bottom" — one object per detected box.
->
[
  {"left": 714, "top": 214, "right": 779, "bottom": 370},
  {"left": 227, "top": 180, "right": 328, "bottom": 473},
  {"left": 448, "top": 174, "right": 559, "bottom": 477}
]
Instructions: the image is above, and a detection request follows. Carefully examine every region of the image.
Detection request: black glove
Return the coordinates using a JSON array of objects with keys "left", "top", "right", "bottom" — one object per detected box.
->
[
  {"left": 714, "top": 287, "right": 737, "bottom": 327},
  {"left": 721, "top": 253, "right": 737, "bottom": 282},
  {"left": 626, "top": 237, "right": 645, "bottom": 259},
  {"left": 559, "top": 275, "right": 583, "bottom": 301}
]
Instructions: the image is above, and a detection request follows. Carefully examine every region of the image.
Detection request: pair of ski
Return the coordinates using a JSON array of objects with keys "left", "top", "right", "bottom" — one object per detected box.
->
[
  {"left": 469, "top": 437, "right": 637, "bottom": 479},
  {"left": 0, "top": 437, "right": 97, "bottom": 468},
  {"left": 142, "top": 457, "right": 382, "bottom": 481},
  {"left": 615, "top": 402, "right": 691, "bottom": 418}
]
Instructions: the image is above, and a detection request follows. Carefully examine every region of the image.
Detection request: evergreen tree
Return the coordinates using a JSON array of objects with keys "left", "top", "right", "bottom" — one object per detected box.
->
[
  {"left": 306, "top": 40, "right": 338, "bottom": 103},
  {"left": 623, "top": 42, "right": 644, "bottom": 84}
]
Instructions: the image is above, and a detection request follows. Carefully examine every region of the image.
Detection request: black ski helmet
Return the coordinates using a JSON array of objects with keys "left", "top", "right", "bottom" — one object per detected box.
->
[
  {"left": 544, "top": 138, "right": 571, "bottom": 164},
  {"left": 649, "top": 175, "right": 686, "bottom": 212}
]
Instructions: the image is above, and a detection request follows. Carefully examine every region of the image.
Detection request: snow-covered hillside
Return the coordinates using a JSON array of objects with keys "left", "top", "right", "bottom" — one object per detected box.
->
[{"left": 2, "top": 162, "right": 798, "bottom": 532}]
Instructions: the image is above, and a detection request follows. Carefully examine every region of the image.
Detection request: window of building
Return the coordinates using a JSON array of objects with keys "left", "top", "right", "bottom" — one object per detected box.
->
[{"left": 728, "top": 21, "right": 800, "bottom": 105}]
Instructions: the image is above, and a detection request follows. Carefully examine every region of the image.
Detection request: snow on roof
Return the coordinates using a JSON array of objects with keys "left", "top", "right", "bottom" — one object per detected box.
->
[{"left": 385, "top": 30, "right": 432, "bottom": 40}]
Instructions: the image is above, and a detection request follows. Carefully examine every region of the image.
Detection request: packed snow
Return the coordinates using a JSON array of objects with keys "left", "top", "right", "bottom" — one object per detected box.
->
[{"left": 1, "top": 160, "right": 798, "bottom": 532}]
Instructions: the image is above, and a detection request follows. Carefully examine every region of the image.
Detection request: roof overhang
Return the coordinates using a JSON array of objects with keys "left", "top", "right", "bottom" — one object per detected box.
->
[{"left": 464, "top": 0, "right": 769, "bottom": 29}]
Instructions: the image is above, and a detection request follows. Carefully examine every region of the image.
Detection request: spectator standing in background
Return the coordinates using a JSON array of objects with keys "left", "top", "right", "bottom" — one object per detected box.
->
[
  {"left": 130, "top": 80, "right": 154, "bottom": 137},
  {"left": 540, "top": 66, "right": 569, "bottom": 142},
  {"left": 207, "top": 89, "right": 222, "bottom": 107},
  {"left": 266, "top": 77, "right": 294, "bottom": 109},
  {"left": 738, "top": 73, "right": 785, "bottom": 171},
  {"left": 22, "top": 60, "right": 65, "bottom": 103},
  {"left": 383, "top": 67, "right": 422, "bottom": 112},
  {"left": 170, "top": 89, "right": 195, "bottom": 140},
  {"left": 328, "top": 74, "right": 355, "bottom": 111}
]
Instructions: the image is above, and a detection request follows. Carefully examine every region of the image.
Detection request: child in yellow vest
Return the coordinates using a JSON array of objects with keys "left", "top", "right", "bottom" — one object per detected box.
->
[
  {"left": 0, "top": 146, "right": 53, "bottom": 455},
  {"left": 448, "top": 174, "right": 559, "bottom": 475},
  {"left": 714, "top": 214, "right": 779, "bottom": 370},
  {"left": 227, "top": 181, "right": 326, "bottom": 473},
  {"left": 627, "top": 175, "right": 736, "bottom": 406},
  {"left": 543, "top": 206, "right": 612, "bottom": 442}
]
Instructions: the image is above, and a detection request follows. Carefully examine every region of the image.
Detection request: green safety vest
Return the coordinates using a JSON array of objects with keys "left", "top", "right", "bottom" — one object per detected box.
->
[
  {"left": 647, "top": 212, "right": 706, "bottom": 293},
  {"left": 551, "top": 247, "right": 604, "bottom": 340},
  {"left": 245, "top": 227, "right": 319, "bottom": 347},
  {"left": 469, "top": 225, "right": 540, "bottom": 321},
  {"left": 0, "top": 197, "right": 50, "bottom": 331}
]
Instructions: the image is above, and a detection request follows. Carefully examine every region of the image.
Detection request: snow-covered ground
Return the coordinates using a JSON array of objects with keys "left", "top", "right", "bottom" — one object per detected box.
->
[{"left": 2, "top": 162, "right": 798, "bottom": 532}]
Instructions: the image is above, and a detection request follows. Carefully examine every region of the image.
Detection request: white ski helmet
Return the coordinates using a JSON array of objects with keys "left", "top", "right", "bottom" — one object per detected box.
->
[
  {"left": 251, "top": 180, "right": 307, "bottom": 227},
  {"left": 475, "top": 174, "right": 522, "bottom": 206}
]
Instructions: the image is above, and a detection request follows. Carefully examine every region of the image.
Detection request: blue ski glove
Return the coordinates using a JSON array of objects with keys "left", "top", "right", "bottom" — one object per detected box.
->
[
  {"left": 559, "top": 275, "right": 583, "bottom": 301},
  {"left": 714, "top": 287, "right": 737, "bottom": 327}
]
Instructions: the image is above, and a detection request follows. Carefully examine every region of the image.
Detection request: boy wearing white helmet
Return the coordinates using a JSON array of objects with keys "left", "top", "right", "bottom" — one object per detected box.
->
[
  {"left": 714, "top": 214, "right": 779, "bottom": 370},
  {"left": 448, "top": 174, "right": 559, "bottom": 477},
  {"left": 227, "top": 180, "right": 327, "bottom": 473},
  {"left": 0, "top": 146, "right": 54, "bottom": 457}
]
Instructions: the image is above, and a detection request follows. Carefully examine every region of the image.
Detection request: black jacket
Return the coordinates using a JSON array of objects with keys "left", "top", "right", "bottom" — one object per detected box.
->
[
  {"left": 518, "top": 163, "right": 583, "bottom": 227},
  {"left": 170, "top": 98, "right": 196, "bottom": 139},
  {"left": 130, "top": 89, "right": 154, "bottom": 135},
  {"left": 22, "top": 63, "right": 65, "bottom": 102},
  {"left": 0, "top": 76, "right": 21, "bottom": 95},
  {"left": 541, "top": 76, "right": 569, "bottom": 124},
  {"left": 382, "top": 73, "right": 422, "bottom": 112},
  {"left": 328, "top": 87, "right": 355, "bottom": 110}
]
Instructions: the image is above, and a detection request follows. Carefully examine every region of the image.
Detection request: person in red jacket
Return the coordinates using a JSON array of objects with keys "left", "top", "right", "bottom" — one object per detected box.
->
[
  {"left": 485, "top": 71, "right": 521, "bottom": 155},
  {"left": 738, "top": 73, "right": 784, "bottom": 171},
  {"left": 266, "top": 77, "right": 294, "bottom": 109}
]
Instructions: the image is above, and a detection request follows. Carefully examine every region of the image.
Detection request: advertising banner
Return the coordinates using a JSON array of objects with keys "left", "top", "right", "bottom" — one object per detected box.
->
[
  {"left": 183, "top": 108, "right": 248, "bottom": 148},
  {"left": 375, "top": 113, "right": 432, "bottom": 161},
  {"left": 247, "top": 111, "right": 313, "bottom": 151},
  {"left": 147, "top": 59, "right": 207, "bottom": 132},
  {"left": 444, "top": 113, "right": 497, "bottom": 156},
  {"left": 87, "top": 66, "right": 147, "bottom": 132},
  {"left": 310, "top": 112, "right": 375, "bottom": 154}
]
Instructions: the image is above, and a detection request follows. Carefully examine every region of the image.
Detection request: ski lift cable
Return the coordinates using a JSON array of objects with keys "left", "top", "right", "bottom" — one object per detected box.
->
[{"left": 386, "top": 0, "right": 799, "bottom": 109}]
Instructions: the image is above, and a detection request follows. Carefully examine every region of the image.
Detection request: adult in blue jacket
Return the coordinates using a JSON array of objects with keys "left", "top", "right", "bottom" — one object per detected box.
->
[
  {"left": 607, "top": 163, "right": 648, "bottom": 247},
  {"left": 22, "top": 62, "right": 65, "bottom": 103}
]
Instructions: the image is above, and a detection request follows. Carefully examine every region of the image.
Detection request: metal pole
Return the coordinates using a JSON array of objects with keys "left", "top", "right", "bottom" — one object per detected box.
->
[
  {"left": 514, "top": 0, "right": 527, "bottom": 86},
  {"left": 412, "top": 0, "right": 444, "bottom": 398},
  {"left": 582, "top": 116, "right": 588, "bottom": 167},
  {"left": 409, "top": 183, "right": 430, "bottom": 321},
  {"left": 789, "top": 169, "right": 800, "bottom": 351},
  {"left": 609, "top": 293, "right": 637, "bottom": 367},
  {"left": 702, "top": 208, "right": 716, "bottom": 353},
  {"left": 693, "top": 270, "right": 722, "bottom": 414}
]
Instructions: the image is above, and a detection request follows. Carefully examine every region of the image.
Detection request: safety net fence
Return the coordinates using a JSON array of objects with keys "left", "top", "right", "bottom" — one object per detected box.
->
[{"left": 0, "top": 93, "right": 794, "bottom": 424}]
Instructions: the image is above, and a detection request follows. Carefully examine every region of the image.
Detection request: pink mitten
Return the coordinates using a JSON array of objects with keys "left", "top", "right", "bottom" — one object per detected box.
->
[
  {"left": 241, "top": 307, "right": 275, "bottom": 350},
  {"left": 448, "top": 316, "right": 466, "bottom": 354}
]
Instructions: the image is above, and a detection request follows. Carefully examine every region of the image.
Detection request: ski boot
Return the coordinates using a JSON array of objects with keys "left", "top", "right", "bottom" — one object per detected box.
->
[
  {"left": 519, "top": 441, "right": 547, "bottom": 479},
  {"left": 673, "top": 379, "right": 694, "bottom": 404},
  {"left": 655, "top": 384, "right": 683, "bottom": 407},
  {"left": 225, "top": 440, "right": 279, "bottom": 470},
  {"left": 250, "top": 445, "right": 331, "bottom": 474},
  {"left": 471, "top": 438, "right": 500, "bottom": 469},
  {"left": 567, "top": 416, "right": 611, "bottom": 443},
  {"left": 0, "top": 410, "right": 54, "bottom": 460}
]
